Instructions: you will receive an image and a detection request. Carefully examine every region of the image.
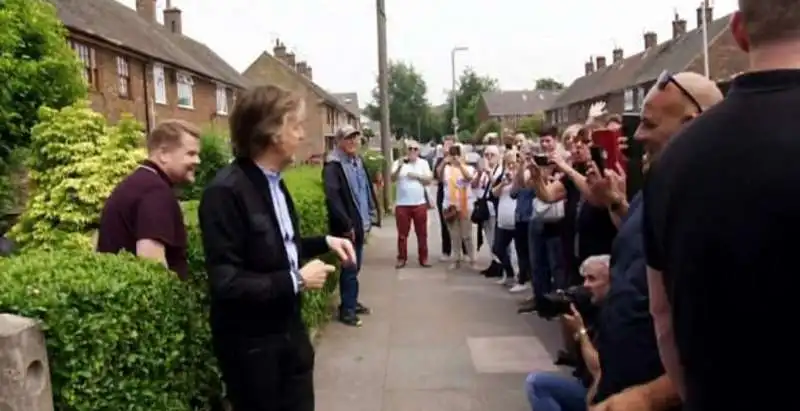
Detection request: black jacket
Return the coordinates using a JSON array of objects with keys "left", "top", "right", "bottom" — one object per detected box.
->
[
  {"left": 198, "top": 158, "right": 329, "bottom": 338},
  {"left": 322, "top": 154, "right": 379, "bottom": 243}
]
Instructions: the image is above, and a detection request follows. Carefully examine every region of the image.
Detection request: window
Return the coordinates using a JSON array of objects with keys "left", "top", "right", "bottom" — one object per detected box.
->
[
  {"left": 624, "top": 88, "right": 635, "bottom": 111},
  {"left": 71, "top": 41, "right": 98, "bottom": 89},
  {"left": 116, "top": 56, "right": 130, "bottom": 98},
  {"left": 636, "top": 86, "right": 646, "bottom": 110},
  {"left": 216, "top": 84, "right": 228, "bottom": 115},
  {"left": 153, "top": 63, "right": 167, "bottom": 104},
  {"left": 176, "top": 72, "right": 194, "bottom": 108}
]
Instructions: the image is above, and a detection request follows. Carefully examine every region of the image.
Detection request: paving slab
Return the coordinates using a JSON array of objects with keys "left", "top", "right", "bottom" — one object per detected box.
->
[{"left": 313, "top": 203, "right": 563, "bottom": 411}]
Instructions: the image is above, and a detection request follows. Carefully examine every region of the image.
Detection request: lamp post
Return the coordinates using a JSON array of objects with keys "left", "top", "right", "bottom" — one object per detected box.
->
[
  {"left": 450, "top": 46, "right": 468, "bottom": 136},
  {"left": 376, "top": 0, "right": 391, "bottom": 210}
]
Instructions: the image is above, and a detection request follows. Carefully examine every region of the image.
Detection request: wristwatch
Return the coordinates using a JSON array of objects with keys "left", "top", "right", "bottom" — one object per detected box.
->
[
  {"left": 294, "top": 270, "right": 306, "bottom": 292},
  {"left": 573, "top": 327, "right": 588, "bottom": 342}
]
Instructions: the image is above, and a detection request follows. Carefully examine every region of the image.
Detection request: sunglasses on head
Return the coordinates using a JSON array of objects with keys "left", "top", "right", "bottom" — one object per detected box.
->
[{"left": 656, "top": 70, "right": 703, "bottom": 114}]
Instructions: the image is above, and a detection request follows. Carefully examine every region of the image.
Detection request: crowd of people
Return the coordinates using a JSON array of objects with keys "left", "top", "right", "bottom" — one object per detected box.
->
[{"left": 17, "top": 1, "right": 792, "bottom": 409}]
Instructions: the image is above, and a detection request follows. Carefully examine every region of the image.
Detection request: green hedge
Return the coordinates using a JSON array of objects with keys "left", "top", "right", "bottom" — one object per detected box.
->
[{"left": 0, "top": 165, "right": 337, "bottom": 410}]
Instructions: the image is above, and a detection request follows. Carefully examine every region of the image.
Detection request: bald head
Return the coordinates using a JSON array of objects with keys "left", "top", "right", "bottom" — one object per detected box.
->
[{"left": 644, "top": 72, "right": 723, "bottom": 115}]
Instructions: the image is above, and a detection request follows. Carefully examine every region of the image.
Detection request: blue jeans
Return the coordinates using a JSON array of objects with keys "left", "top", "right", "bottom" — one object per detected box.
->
[
  {"left": 339, "top": 240, "right": 364, "bottom": 315},
  {"left": 529, "top": 221, "right": 565, "bottom": 300},
  {"left": 525, "top": 372, "right": 588, "bottom": 411}
]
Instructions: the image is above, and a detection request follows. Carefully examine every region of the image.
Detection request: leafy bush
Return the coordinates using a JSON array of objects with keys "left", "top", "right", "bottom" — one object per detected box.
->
[
  {"left": 362, "top": 150, "right": 385, "bottom": 181},
  {"left": 180, "top": 129, "right": 231, "bottom": 202},
  {"left": 0, "top": 0, "right": 86, "bottom": 161},
  {"left": 8, "top": 103, "right": 145, "bottom": 250},
  {"left": 0, "top": 251, "right": 210, "bottom": 410}
]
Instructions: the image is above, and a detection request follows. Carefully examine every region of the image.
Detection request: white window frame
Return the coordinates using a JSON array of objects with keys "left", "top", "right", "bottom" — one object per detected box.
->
[
  {"left": 176, "top": 72, "right": 194, "bottom": 109},
  {"left": 215, "top": 83, "right": 228, "bottom": 115},
  {"left": 116, "top": 56, "right": 130, "bottom": 98},
  {"left": 636, "top": 86, "right": 646, "bottom": 110},
  {"left": 624, "top": 88, "right": 635, "bottom": 111},
  {"left": 153, "top": 63, "right": 167, "bottom": 105}
]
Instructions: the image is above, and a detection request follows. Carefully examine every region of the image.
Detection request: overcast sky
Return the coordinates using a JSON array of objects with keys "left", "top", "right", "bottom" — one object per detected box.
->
[{"left": 120, "top": 0, "right": 737, "bottom": 107}]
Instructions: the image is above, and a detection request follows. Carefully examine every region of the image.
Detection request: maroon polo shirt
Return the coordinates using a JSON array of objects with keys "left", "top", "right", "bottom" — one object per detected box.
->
[{"left": 96, "top": 160, "right": 188, "bottom": 279}]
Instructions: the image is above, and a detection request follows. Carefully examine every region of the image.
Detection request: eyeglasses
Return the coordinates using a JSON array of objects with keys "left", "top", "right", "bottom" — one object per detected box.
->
[
  {"left": 656, "top": 70, "right": 703, "bottom": 114},
  {"left": 408, "top": 147, "right": 419, "bottom": 151}
]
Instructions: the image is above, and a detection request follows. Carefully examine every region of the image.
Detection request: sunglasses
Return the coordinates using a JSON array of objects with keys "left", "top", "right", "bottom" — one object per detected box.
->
[
  {"left": 656, "top": 70, "right": 703, "bottom": 114},
  {"left": 408, "top": 147, "right": 419, "bottom": 151}
]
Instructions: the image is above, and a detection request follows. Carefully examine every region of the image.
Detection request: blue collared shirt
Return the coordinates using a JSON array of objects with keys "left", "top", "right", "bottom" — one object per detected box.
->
[
  {"left": 342, "top": 156, "right": 371, "bottom": 232},
  {"left": 261, "top": 168, "right": 301, "bottom": 293}
]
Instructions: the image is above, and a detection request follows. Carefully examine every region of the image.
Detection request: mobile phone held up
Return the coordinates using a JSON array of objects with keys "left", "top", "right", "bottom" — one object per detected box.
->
[
  {"left": 589, "top": 146, "right": 606, "bottom": 177},
  {"left": 591, "top": 128, "right": 623, "bottom": 171},
  {"left": 449, "top": 145, "right": 461, "bottom": 157},
  {"left": 533, "top": 155, "right": 550, "bottom": 166}
]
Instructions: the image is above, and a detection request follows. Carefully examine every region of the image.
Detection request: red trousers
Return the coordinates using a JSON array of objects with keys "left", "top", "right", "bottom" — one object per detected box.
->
[{"left": 395, "top": 204, "right": 428, "bottom": 263}]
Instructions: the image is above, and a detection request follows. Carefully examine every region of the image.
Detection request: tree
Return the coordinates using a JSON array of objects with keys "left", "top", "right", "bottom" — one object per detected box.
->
[
  {"left": 0, "top": 0, "right": 87, "bottom": 160},
  {"left": 361, "top": 127, "right": 376, "bottom": 139},
  {"left": 445, "top": 68, "right": 498, "bottom": 135},
  {"left": 535, "top": 77, "right": 565, "bottom": 91},
  {"left": 364, "top": 61, "right": 431, "bottom": 142},
  {"left": 516, "top": 114, "right": 545, "bottom": 137}
]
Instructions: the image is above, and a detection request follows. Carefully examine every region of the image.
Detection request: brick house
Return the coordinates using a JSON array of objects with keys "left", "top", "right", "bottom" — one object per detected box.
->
[
  {"left": 51, "top": 0, "right": 249, "bottom": 132},
  {"left": 477, "top": 89, "right": 560, "bottom": 131},
  {"left": 243, "top": 41, "right": 360, "bottom": 161},
  {"left": 545, "top": 5, "right": 748, "bottom": 128}
]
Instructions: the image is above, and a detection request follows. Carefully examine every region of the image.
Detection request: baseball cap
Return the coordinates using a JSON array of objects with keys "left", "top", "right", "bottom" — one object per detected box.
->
[{"left": 335, "top": 125, "right": 360, "bottom": 140}]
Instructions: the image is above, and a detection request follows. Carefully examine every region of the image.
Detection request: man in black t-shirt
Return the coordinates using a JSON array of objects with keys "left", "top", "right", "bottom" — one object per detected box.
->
[{"left": 643, "top": 3, "right": 800, "bottom": 410}]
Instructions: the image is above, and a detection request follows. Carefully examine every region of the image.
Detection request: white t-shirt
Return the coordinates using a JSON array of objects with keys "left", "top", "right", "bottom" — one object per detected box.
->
[
  {"left": 496, "top": 178, "right": 517, "bottom": 229},
  {"left": 393, "top": 158, "right": 432, "bottom": 206}
]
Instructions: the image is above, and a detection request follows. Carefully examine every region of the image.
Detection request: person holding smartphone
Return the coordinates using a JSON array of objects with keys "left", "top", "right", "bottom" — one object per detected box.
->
[
  {"left": 391, "top": 140, "right": 433, "bottom": 268},
  {"left": 440, "top": 143, "right": 476, "bottom": 270}
]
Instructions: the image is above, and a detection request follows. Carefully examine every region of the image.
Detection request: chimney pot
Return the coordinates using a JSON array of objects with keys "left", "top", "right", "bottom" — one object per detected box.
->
[
  {"left": 273, "top": 39, "right": 286, "bottom": 58},
  {"left": 135, "top": 0, "right": 157, "bottom": 22},
  {"left": 306, "top": 66, "right": 313, "bottom": 80},
  {"left": 612, "top": 48, "right": 624, "bottom": 63},
  {"left": 696, "top": 4, "right": 714, "bottom": 28},
  {"left": 584, "top": 58, "right": 595, "bottom": 76},
  {"left": 644, "top": 31, "right": 658, "bottom": 49},
  {"left": 163, "top": 7, "right": 182, "bottom": 35},
  {"left": 672, "top": 13, "right": 687, "bottom": 38},
  {"left": 286, "top": 52, "right": 296, "bottom": 68},
  {"left": 596, "top": 56, "right": 607, "bottom": 69}
]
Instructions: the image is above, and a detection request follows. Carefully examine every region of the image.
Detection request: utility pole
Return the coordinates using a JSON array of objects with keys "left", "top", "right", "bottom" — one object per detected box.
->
[
  {"left": 376, "top": 0, "right": 391, "bottom": 211},
  {"left": 700, "top": 0, "right": 710, "bottom": 77},
  {"left": 450, "top": 47, "right": 468, "bottom": 137}
]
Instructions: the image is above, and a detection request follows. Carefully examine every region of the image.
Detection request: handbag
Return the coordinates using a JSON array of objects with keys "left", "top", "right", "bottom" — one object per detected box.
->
[
  {"left": 443, "top": 205, "right": 459, "bottom": 222},
  {"left": 471, "top": 166, "right": 503, "bottom": 224},
  {"left": 532, "top": 198, "right": 565, "bottom": 223}
]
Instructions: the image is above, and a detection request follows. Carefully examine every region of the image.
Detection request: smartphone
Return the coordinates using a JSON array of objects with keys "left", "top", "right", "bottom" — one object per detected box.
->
[
  {"left": 622, "top": 112, "right": 644, "bottom": 199},
  {"left": 402, "top": 158, "right": 409, "bottom": 164},
  {"left": 591, "top": 128, "right": 622, "bottom": 170},
  {"left": 449, "top": 145, "right": 461, "bottom": 156},
  {"left": 533, "top": 155, "right": 550, "bottom": 166},
  {"left": 590, "top": 146, "right": 606, "bottom": 176}
]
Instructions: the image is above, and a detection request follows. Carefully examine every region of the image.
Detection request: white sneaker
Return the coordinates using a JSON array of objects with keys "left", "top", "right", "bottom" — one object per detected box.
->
[
  {"left": 439, "top": 255, "right": 452, "bottom": 262},
  {"left": 509, "top": 283, "right": 531, "bottom": 293},
  {"left": 494, "top": 274, "right": 508, "bottom": 285}
]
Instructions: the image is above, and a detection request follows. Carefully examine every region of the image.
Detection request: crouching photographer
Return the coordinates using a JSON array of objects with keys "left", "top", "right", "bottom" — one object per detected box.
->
[{"left": 525, "top": 255, "right": 610, "bottom": 411}]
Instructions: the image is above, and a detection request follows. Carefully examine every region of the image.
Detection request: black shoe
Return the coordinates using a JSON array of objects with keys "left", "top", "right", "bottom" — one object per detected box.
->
[
  {"left": 482, "top": 261, "right": 502, "bottom": 278},
  {"left": 338, "top": 312, "right": 362, "bottom": 327},
  {"left": 355, "top": 302, "right": 371, "bottom": 315},
  {"left": 517, "top": 298, "right": 538, "bottom": 314},
  {"left": 554, "top": 350, "right": 577, "bottom": 367}
]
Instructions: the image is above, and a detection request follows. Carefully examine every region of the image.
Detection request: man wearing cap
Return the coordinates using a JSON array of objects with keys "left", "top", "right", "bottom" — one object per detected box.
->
[{"left": 323, "top": 125, "right": 379, "bottom": 327}]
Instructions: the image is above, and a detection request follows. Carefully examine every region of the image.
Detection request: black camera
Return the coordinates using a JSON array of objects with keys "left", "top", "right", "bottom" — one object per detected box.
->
[{"left": 536, "top": 285, "right": 592, "bottom": 320}]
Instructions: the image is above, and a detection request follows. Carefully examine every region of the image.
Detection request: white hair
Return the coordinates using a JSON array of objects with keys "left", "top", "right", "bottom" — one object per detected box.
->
[
  {"left": 579, "top": 255, "right": 610, "bottom": 276},
  {"left": 483, "top": 132, "right": 499, "bottom": 143}
]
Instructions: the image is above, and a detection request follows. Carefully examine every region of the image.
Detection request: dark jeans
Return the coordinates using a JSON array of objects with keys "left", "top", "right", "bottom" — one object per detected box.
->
[
  {"left": 214, "top": 328, "right": 315, "bottom": 411},
  {"left": 437, "top": 202, "right": 467, "bottom": 256},
  {"left": 514, "top": 221, "right": 532, "bottom": 284},
  {"left": 529, "top": 221, "right": 565, "bottom": 300},
  {"left": 339, "top": 239, "right": 364, "bottom": 315},
  {"left": 492, "top": 227, "right": 516, "bottom": 278},
  {"left": 525, "top": 372, "right": 587, "bottom": 411}
]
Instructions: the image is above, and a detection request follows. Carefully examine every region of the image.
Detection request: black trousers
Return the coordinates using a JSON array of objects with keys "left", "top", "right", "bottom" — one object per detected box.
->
[{"left": 214, "top": 327, "right": 314, "bottom": 411}]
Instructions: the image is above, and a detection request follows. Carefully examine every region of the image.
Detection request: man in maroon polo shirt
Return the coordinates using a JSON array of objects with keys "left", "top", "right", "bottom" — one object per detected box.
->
[{"left": 96, "top": 119, "right": 201, "bottom": 279}]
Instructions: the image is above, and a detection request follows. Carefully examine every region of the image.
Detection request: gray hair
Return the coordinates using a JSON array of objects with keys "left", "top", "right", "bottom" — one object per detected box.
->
[{"left": 579, "top": 255, "right": 610, "bottom": 276}]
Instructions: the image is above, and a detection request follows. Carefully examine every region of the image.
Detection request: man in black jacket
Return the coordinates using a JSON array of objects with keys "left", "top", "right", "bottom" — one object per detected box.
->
[
  {"left": 323, "top": 125, "right": 379, "bottom": 327},
  {"left": 198, "top": 85, "right": 355, "bottom": 411}
]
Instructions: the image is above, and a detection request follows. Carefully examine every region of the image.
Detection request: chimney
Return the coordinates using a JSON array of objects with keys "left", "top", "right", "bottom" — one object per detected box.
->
[
  {"left": 273, "top": 39, "right": 286, "bottom": 58},
  {"left": 286, "top": 52, "right": 296, "bottom": 68},
  {"left": 296, "top": 61, "right": 308, "bottom": 76},
  {"left": 163, "top": 1, "right": 182, "bottom": 34},
  {"left": 596, "top": 56, "right": 607, "bottom": 69},
  {"left": 584, "top": 58, "right": 594, "bottom": 75},
  {"left": 696, "top": 3, "right": 713, "bottom": 28},
  {"left": 612, "top": 47, "right": 624, "bottom": 63},
  {"left": 672, "top": 13, "right": 687, "bottom": 38},
  {"left": 135, "top": 0, "right": 156, "bottom": 22},
  {"left": 644, "top": 31, "right": 658, "bottom": 49},
  {"left": 306, "top": 66, "right": 313, "bottom": 80}
]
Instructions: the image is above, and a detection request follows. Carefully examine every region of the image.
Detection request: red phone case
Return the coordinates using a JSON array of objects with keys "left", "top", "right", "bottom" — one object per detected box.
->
[{"left": 592, "top": 129, "right": 624, "bottom": 171}]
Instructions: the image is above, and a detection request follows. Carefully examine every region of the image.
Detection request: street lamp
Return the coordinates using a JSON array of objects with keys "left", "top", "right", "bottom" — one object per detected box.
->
[{"left": 451, "top": 46, "right": 468, "bottom": 136}]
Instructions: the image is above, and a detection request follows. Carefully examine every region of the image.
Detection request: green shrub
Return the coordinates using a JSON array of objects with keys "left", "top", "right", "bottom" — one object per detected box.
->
[
  {"left": 0, "top": 0, "right": 87, "bottom": 161},
  {"left": 0, "top": 251, "right": 212, "bottom": 410},
  {"left": 8, "top": 103, "right": 145, "bottom": 250},
  {"left": 362, "top": 150, "right": 385, "bottom": 181},
  {"left": 180, "top": 129, "right": 231, "bottom": 202}
]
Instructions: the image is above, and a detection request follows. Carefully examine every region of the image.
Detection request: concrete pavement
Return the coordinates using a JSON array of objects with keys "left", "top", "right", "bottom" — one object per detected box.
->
[{"left": 313, "top": 207, "right": 565, "bottom": 411}]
